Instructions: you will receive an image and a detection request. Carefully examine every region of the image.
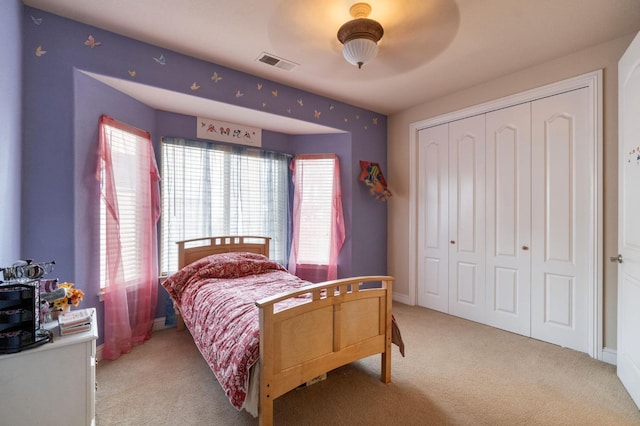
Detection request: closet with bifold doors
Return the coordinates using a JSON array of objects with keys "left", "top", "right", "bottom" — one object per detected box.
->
[{"left": 417, "top": 86, "right": 596, "bottom": 354}]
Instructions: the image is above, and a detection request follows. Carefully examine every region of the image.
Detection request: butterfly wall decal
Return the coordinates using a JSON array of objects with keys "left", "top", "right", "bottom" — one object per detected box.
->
[
  {"left": 235, "top": 90, "right": 244, "bottom": 98},
  {"left": 257, "top": 83, "right": 263, "bottom": 90},
  {"left": 154, "top": 54, "right": 166, "bottom": 65},
  {"left": 190, "top": 82, "right": 200, "bottom": 90},
  {"left": 30, "top": 16, "right": 42, "bottom": 25},
  {"left": 211, "top": 72, "right": 222, "bottom": 83},
  {"left": 128, "top": 70, "right": 136, "bottom": 77},
  {"left": 272, "top": 90, "right": 278, "bottom": 97},
  {"left": 84, "top": 35, "right": 102, "bottom": 48},
  {"left": 372, "top": 118, "right": 378, "bottom": 125},
  {"left": 35, "top": 45, "right": 47, "bottom": 57},
  {"left": 314, "top": 110, "right": 321, "bottom": 119},
  {"left": 297, "top": 98, "right": 304, "bottom": 107}
]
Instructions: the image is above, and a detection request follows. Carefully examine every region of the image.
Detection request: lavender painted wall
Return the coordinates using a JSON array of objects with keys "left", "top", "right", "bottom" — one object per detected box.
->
[
  {"left": 20, "top": 6, "right": 388, "bottom": 340},
  {"left": 349, "top": 123, "right": 389, "bottom": 278},
  {"left": 0, "top": 0, "right": 22, "bottom": 265},
  {"left": 290, "top": 132, "right": 389, "bottom": 278}
]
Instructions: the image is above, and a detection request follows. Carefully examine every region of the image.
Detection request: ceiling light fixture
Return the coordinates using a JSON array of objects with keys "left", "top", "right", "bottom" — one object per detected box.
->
[{"left": 337, "top": 3, "right": 384, "bottom": 69}]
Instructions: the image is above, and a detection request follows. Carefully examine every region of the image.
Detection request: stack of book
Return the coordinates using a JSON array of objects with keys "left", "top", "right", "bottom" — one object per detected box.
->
[{"left": 58, "top": 308, "right": 93, "bottom": 336}]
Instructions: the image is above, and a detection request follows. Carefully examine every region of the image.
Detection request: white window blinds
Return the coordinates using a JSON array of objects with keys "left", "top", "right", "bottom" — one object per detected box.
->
[
  {"left": 160, "top": 138, "right": 290, "bottom": 273},
  {"left": 294, "top": 157, "right": 336, "bottom": 264},
  {"left": 99, "top": 122, "right": 151, "bottom": 288}
]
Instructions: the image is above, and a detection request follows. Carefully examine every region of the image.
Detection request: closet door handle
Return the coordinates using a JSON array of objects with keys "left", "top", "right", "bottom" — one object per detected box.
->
[
  {"left": 522, "top": 245, "right": 529, "bottom": 251},
  {"left": 610, "top": 254, "right": 623, "bottom": 264},
  {"left": 450, "top": 240, "right": 456, "bottom": 244}
]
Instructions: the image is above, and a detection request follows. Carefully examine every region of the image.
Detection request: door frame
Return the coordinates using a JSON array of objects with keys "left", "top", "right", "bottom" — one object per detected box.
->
[{"left": 407, "top": 70, "right": 603, "bottom": 359}]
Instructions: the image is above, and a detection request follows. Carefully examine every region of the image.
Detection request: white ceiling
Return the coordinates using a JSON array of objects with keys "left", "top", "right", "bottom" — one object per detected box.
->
[{"left": 23, "top": 0, "right": 640, "bottom": 121}]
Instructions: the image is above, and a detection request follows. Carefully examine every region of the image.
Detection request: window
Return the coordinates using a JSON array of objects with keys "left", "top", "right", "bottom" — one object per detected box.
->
[
  {"left": 288, "top": 154, "right": 345, "bottom": 282},
  {"left": 294, "top": 157, "right": 335, "bottom": 264},
  {"left": 160, "top": 137, "right": 290, "bottom": 273},
  {"left": 99, "top": 118, "right": 158, "bottom": 289},
  {"left": 97, "top": 115, "right": 161, "bottom": 359}
]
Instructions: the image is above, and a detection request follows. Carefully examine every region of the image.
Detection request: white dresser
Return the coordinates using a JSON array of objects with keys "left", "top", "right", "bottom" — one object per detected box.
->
[{"left": 0, "top": 308, "right": 98, "bottom": 426}]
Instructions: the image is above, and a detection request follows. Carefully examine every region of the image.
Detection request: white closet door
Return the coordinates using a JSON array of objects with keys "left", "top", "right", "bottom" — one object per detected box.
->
[
  {"left": 531, "top": 88, "right": 592, "bottom": 353},
  {"left": 485, "top": 103, "right": 532, "bottom": 336},
  {"left": 448, "top": 115, "right": 486, "bottom": 323},
  {"left": 417, "top": 124, "right": 449, "bottom": 312},
  {"left": 617, "top": 30, "right": 640, "bottom": 408}
]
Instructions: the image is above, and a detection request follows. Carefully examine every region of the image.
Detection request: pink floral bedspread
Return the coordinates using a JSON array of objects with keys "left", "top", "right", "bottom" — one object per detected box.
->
[{"left": 161, "top": 252, "right": 310, "bottom": 410}]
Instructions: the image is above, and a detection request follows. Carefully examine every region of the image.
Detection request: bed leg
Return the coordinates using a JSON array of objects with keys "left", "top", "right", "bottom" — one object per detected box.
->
[
  {"left": 381, "top": 278, "right": 393, "bottom": 383},
  {"left": 258, "top": 398, "right": 273, "bottom": 426},
  {"left": 176, "top": 314, "right": 185, "bottom": 332},
  {"left": 172, "top": 301, "right": 185, "bottom": 332},
  {"left": 381, "top": 349, "right": 391, "bottom": 383}
]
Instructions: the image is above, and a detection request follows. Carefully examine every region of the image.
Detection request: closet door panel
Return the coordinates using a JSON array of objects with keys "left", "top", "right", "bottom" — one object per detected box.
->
[
  {"left": 417, "top": 124, "right": 449, "bottom": 312},
  {"left": 531, "top": 88, "right": 592, "bottom": 353},
  {"left": 485, "top": 103, "right": 532, "bottom": 336},
  {"left": 448, "top": 115, "right": 486, "bottom": 323}
]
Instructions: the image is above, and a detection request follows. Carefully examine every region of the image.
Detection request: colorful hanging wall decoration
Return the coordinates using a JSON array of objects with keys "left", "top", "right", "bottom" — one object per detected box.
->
[
  {"left": 359, "top": 160, "right": 392, "bottom": 202},
  {"left": 197, "top": 116, "right": 262, "bottom": 147}
]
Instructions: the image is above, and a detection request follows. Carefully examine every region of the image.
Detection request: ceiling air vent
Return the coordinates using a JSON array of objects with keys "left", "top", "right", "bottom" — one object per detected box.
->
[{"left": 257, "top": 52, "right": 298, "bottom": 71}]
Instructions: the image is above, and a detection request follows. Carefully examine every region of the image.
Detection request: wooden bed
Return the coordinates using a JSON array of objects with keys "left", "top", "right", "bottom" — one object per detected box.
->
[{"left": 171, "top": 236, "right": 395, "bottom": 426}]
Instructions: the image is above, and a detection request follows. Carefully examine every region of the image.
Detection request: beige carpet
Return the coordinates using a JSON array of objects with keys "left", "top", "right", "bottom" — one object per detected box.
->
[{"left": 96, "top": 303, "right": 640, "bottom": 425}]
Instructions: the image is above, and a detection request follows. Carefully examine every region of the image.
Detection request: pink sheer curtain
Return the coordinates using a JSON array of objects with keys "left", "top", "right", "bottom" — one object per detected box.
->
[
  {"left": 97, "top": 115, "right": 161, "bottom": 360},
  {"left": 288, "top": 154, "right": 345, "bottom": 282}
]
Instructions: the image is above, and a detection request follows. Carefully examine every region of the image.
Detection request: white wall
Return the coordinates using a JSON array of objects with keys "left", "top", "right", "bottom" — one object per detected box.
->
[{"left": 388, "top": 33, "right": 637, "bottom": 350}]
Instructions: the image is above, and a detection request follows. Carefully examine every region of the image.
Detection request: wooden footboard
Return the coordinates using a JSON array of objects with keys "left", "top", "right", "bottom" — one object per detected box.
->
[
  {"left": 172, "top": 237, "right": 394, "bottom": 425},
  {"left": 255, "top": 276, "right": 394, "bottom": 426}
]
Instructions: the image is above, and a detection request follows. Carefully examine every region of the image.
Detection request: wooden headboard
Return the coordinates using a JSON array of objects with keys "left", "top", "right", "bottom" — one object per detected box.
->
[{"left": 176, "top": 236, "right": 271, "bottom": 269}]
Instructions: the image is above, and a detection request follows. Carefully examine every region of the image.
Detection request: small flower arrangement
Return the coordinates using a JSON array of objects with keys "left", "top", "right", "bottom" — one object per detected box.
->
[{"left": 53, "top": 282, "right": 84, "bottom": 310}]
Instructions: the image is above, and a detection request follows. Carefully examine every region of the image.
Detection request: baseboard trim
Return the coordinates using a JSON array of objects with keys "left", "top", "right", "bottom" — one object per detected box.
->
[
  {"left": 153, "top": 316, "right": 171, "bottom": 331},
  {"left": 393, "top": 292, "right": 411, "bottom": 305},
  {"left": 602, "top": 347, "right": 617, "bottom": 365}
]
